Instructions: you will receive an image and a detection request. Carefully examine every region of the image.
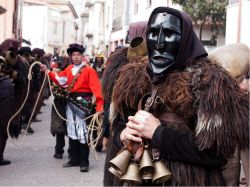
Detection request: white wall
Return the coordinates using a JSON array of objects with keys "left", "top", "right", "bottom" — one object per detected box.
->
[
  {"left": 22, "top": 6, "right": 48, "bottom": 49},
  {"left": 22, "top": 5, "right": 78, "bottom": 54},
  {"left": 225, "top": 4, "right": 239, "bottom": 44},
  {"left": 240, "top": 0, "right": 250, "bottom": 47},
  {"left": 225, "top": 0, "right": 250, "bottom": 47},
  {"left": 0, "top": 0, "right": 15, "bottom": 42}
]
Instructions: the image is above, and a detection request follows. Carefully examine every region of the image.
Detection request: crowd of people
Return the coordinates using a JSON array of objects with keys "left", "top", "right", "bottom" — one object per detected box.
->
[{"left": 0, "top": 6, "right": 249, "bottom": 186}]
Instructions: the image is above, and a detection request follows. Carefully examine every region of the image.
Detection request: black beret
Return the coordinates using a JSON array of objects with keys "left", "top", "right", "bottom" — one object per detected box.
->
[
  {"left": 18, "top": 46, "right": 32, "bottom": 55},
  {"left": 32, "top": 48, "right": 45, "bottom": 57},
  {"left": 67, "top": 43, "right": 85, "bottom": 55}
]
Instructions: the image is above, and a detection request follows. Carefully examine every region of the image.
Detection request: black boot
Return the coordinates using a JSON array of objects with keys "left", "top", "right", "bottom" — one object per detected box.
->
[
  {"left": 68, "top": 137, "right": 72, "bottom": 160},
  {"left": 63, "top": 138, "right": 80, "bottom": 168},
  {"left": 0, "top": 159, "right": 11, "bottom": 166},
  {"left": 0, "top": 136, "right": 11, "bottom": 166},
  {"left": 79, "top": 143, "right": 89, "bottom": 172},
  {"left": 54, "top": 153, "right": 63, "bottom": 159},
  {"left": 63, "top": 160, "right": 80, "bottom": 167},
  {"left": 54, "top": 134, "right": 65, "bottom": 159},
  {"left": 22, "top": 123, "right": 34, "bottom": 134}
]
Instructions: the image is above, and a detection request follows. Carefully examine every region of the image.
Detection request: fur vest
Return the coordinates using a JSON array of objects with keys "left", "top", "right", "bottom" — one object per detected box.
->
[{"left": 109, "top": 59, "right": 249, "bottom": 186}]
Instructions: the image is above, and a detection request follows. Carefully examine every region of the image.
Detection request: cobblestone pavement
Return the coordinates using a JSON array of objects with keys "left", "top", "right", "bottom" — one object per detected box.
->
[{"left": 0, "top": 98, "right": 106, "bottom": 186}]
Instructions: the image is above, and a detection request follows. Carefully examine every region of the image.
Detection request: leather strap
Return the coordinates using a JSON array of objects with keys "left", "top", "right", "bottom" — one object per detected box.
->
[
  {"left": 67, "top": 65, "right": 85, "bottom": 93},
  {"left": 144, "top": 88, "right": 158, "bottom": 112}
]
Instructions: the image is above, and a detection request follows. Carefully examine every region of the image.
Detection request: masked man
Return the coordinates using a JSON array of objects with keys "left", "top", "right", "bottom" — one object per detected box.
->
[
  {"left": 41, "top": 43, "right": 104, "bottom": 172},
  {"left": 107, "top": 7, "right": 249, "bottom": 186}
]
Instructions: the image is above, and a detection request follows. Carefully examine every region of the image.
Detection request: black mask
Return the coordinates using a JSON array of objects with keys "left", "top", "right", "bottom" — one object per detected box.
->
[{"left": 147, "top": 12, "right": 181, "bottom": 74}]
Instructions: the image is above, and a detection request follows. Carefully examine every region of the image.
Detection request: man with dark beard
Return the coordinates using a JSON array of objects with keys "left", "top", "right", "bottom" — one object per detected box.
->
[{"left": 106, "top": 7, "right": 249, "bottom": 186}]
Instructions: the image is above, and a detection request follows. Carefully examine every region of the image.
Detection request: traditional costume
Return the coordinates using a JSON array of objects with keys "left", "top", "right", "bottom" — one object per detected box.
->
[
  {"left": 48, "top": 43, "right": 104, "bottom": 172},
  {"left": 0, "top": 39, "right": 21, "bottom": 166},
  {"left": 106, "top": 7, "right": 249, "bottom": 186}
]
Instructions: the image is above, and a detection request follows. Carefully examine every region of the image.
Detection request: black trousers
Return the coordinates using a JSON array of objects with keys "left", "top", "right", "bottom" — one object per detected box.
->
[
  {"left": 55, "top": 134, "right": 72, "bottom": 156},
  {"left": 55, "top": 134, "right": 65, "bottom": 154},
  {"left": 0, "top": 134, "right": 7, "bottom": 160},
  {"left": 69, "top": 138, "right": 89, "bottom": 166}
]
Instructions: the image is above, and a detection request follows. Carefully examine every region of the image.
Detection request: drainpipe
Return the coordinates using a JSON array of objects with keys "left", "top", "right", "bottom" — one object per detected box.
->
[{"left": 237, "top": 0, "right": 242, "bottom": 43}]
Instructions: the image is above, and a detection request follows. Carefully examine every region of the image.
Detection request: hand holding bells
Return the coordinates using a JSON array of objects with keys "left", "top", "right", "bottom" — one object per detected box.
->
[
  {"left": 108, "top": 89, "right": 172, "bottom": 185},
  {"left": 109, "top": 141, "right": 172, "bottom": 185}
]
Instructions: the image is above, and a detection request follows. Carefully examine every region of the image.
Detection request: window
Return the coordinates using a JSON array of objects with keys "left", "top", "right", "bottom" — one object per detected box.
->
[
  {"left": 120, "top": 39, "right": 124, "bottom": 46},
  {"left": 146, "top": 0, "right": 152, "bottom": 8},
  {"left": 53, "top": 21, "right": 58, "bottom": 34},
  {"left": 134, "top": 0, "right": 138, "bottom": 14},
  {"left": 115, "top": 41, "right": 118, "bottom": 48},
  {"left": 229, "top": 0, "right": 239, "bottom": 5}
]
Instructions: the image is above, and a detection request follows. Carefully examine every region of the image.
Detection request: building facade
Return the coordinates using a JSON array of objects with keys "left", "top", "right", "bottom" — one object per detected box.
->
[
  {"left": 225, "top": 0, "right": 250, "bottom": 47},
  {"left": 22, "top": 0, "right": 81, "bottom": 55},
  {"left": 0, "top": 0, "right": 23, "bottom": 43},
  {"left": 82, "top": 0, "right": 106, "bottom": 58}
]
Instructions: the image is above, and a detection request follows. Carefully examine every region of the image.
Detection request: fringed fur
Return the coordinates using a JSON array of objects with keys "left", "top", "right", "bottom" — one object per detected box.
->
[
  {"left": 193, "top": 62, "right": 249, "bottom": 158},
  {"left": 110, "top": 58, "right": 249, "bottom": 185},
  {"left": 103, "top": 138, "right": 122, "bottom": 186},
  {"left": 109, "top": 102, "right": 117, "bottom": 126},
  {"left": 112, "top": 61, "right": 151, "bottom": 118},
  {"left": 155, "top": 68, "right": 195, "bottom": 122},
  {"left": 102, "top": 47, "right": 128, "bottom": 100}
]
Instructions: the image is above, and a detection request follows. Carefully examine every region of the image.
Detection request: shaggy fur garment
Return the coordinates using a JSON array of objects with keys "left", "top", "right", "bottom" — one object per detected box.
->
[{"left": 110, "top": 58, "right": 249, "bottom": 186}]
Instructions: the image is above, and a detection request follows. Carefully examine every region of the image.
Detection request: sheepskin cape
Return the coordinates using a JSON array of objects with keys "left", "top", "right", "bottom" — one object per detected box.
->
[{"left": 109, "top": 58, "right": 249, "bottom": 186}]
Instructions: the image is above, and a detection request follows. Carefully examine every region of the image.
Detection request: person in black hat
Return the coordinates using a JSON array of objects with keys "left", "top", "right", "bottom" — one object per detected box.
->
[
  {"left": 41, "top": 43, "right": 104, "bottom": 172},
  {"left": 105, "top": 7, "right": 249, "bottom": 186},
  {"left": 18, "top": 46, "right": 32, "bottom": 63}
]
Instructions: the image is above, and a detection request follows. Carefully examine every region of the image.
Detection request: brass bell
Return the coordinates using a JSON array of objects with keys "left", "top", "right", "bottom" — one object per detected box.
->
[
  {"left": 108, "top": 166, "right": 123, "bottom": 178},
  {"left": 152, "top": 161, "right": 172, "bottom": 184},
  {"left": 109, "top": 148, "right": 132, "bottom": 178},
  {"left": 139, "top": 146, "right": 154, "bottom": 181},
  {"left": 140, "top": 168, "right": 153, "bottom": 181},
  {"left": 10, "top": 70, "right": 18, "bottom": 80},
  {"left": 5, "top": 51, "right": 17, "bottom": 66},
  {"left": 121, "top": 162, "right": 142, "bottom": 185},
  {"left": 127, "top": 36, "right": 147, "bottom": 61}
]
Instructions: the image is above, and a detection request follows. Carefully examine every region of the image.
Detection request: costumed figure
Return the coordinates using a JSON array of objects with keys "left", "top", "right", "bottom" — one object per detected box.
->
[
  {"left": 31, "top": 48, "right": 48, "bottom": 114},
  {"left": 103, "top": 21, "right": 148, "bottom": 186},
  {"left": 50, "top": 57, "right": 70, "bottom": 159},
  {"left": 18, "top": 46, "right": 43, "bottom": 133},
  {"left": 93, "top": 54, "right": 105, "bottom": 79},
  {"left": 40, "top": 43, "right": 104, "bottom": 172},
  {"left": 0, "top": 39, "right": 22, "bottom": 165},
  {"left": 106, "top": 7, "right": 249, "bottom": 186},
  {"left": 208, "top": 43, "right": 250, "bottom": 186}
]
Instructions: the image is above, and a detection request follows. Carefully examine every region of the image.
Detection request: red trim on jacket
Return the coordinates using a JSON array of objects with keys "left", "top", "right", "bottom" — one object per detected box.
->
[{"left": 48, "top": 64, "right": 104, "bottom": 112}]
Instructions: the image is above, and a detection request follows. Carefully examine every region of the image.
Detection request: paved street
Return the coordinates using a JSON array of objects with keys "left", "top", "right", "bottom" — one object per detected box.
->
[{"left": 0, "top": 97, "right": 106, "bottom": 186}]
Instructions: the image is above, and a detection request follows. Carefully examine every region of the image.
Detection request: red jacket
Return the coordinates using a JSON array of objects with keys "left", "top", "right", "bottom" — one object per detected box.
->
[{"left": 48, "top": 64, "right": 104, "bottom": 112}]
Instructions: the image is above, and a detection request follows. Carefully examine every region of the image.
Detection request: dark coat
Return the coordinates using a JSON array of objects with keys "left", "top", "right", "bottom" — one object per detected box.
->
[
  {"left": 50, "top": 97, "right": 67, "bottom": 135},
  {"left": 0, "top": 76, "right": 17, "bottom": 138},
  {"left": 107, "top": 59, "right": 249, "bottom": 186}
]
